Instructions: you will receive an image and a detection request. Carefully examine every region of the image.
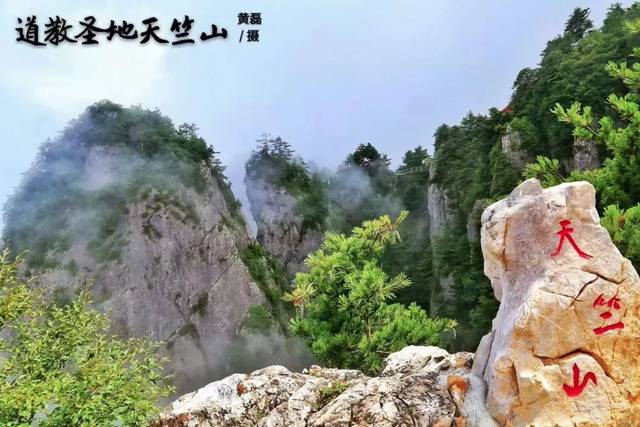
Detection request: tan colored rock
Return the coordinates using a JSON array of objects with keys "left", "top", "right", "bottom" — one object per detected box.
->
[
  {"left": 448, "top": 375, "right": 469, "bottom": 410},
  {"left": 474, "top": 178, "right": 640, "bottom": 426}
]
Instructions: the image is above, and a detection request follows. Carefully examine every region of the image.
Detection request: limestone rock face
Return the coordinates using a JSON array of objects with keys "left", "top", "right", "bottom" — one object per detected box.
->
[
  {"left": 427, "top": 166, "right": 457, "bottom": 318},
  {"left": 245, "top": 177, "right": 322, "bottom": 276},
  {"left": 152, "top": 346, "right": 478, "bottom": 427},
  {"left": 427, "top": 182, "right": 449, "bottom": 239},
  {"left": 467, "top": 199, "right": 489, "bottom": 244},
  {"left": 500, "top": 127, "right": 530, "bottom": 169},
  {"left": 30, "top": 146, "right": 275, "bottom": 393},
  {"left": 474, "top": 178, "right": 640, "bottom": 426}
]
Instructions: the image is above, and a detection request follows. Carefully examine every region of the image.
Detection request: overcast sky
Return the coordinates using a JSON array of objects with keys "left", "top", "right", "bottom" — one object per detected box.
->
[{"left": 0, "top": 0, "right": 626, "bottom": 228}]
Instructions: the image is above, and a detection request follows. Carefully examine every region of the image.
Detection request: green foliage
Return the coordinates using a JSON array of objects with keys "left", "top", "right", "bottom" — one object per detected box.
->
[
  {"left": 553, "top": 92, "right": 640, "bottom": 208},
  {"left": 564, "top": 8, "right": 594, "bottom": 42},
  {"left": 510, "top": 4, "right": 640, "bottom": 160},
  {"left": 242, "top": 304, "right": 275, "bottom": 333},
  {"left": 382, "top": 147, "right": 432, "bottom": 307},
  {"left": 239, "top": 243, "right": 290, "bottom": 329},
  {"left": 433, "top": 110, "right": 509, "bottom": 209},
  {"left": 326, "top": 144, "right": 399, "bottom": 234},
  {"left": 523, "top": 155, "right": 565, "bottom": 187},
  {"left": 0, "top": 250, "right": 172, "bottom": 426},
  {"left": 396, "top": 146, "right": 430, "bottom": 212},
  {"left": 508, "top": 117, "right": 541, "bottom": 154},
  {"left": 285, "top": 213, "right": 456, "bottom": 374},
  {"left": 601, "top": 205, "right": 640, "bottom": 267},
  {"left": 488, "top": 142, "right": 520, "bottom": 196}
]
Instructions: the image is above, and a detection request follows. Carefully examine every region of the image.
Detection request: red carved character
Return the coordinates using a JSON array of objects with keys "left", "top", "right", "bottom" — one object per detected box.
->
[
  {"left": 563, "top": 363, "right": 597, "bottom": 397},
  {"left": 592, "top": 293, "right": 624, "bottom": 335},
  {"left": 550, "top": 219, "right": 593, "bottom": 259}
]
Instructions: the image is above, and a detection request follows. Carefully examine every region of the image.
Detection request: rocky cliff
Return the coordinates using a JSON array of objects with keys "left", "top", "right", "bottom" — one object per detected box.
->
[
  {"left": 245, "top": 175, "right": 322, "bottom": 277},
  {"left": 54, "top": 149, "right": 272, "bottom": 391},
  {"left": 500, "top": 126, "right": 530, "bottom": 169},
  {"left": 426, "top": 165, "right": 457, "bottom": 319},
  {"left": 2, "top": 103, "right": 292, "bottom": 392}
]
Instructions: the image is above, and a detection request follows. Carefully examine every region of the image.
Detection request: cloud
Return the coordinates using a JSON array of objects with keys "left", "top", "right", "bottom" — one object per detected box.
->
[
  {"left": 0, "top": 0, "right": 169, "bottom": 116},
  {"left": 2, "top": 45, "right": 167, "bottom": 115}
]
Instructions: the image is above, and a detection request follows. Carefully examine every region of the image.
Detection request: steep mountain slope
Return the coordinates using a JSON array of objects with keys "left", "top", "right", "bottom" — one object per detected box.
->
[
  {"left": 2, "top": 101, "right": 294, "bottom": 391},
  {"left": 244, "top": 137, "right": 325, "bottom": 276}
]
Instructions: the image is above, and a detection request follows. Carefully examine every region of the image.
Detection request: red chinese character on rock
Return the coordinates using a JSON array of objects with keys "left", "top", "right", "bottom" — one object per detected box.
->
[
  {"left": 563, "top": 363, "right": 597, "bottom": 397},
  {"left": 592, "top": 293, "right": 625, "bottom": 335},
  {"left": 550, "top": 219, "right": 593, "bottom": 259}
]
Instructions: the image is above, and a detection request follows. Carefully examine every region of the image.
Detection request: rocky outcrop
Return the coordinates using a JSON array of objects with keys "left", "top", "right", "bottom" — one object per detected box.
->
[
  {"left": 153, "top": 346, "right": 492, "bottom": 427},
  {"left": 427, "top": 183, "right": 449, "bottom": 239},
  {"left": 466, "top": 199, "right": 489, "bottom": 244},
  {"left": 245, "top": 177, "right": 322, "bottom": 276},
  {"left": 427, "top": 165, "right": 457, "bottom": 318},
  {"left": 474, "top": 178, "right": 640, "bottom": 426},
  {"left": 31, "top": 146, "right": 280, "bottom": 392},
  {"left": 426, "top": 163, "right": 450, "bottom": 240},
  {"left": 500, "top": 127, "right": 529, "bottom": 169}
]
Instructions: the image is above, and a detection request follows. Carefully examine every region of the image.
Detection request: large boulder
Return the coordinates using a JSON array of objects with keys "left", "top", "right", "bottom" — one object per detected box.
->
[
  {"left": 152, "top": 346, "right": 477, "bottom": 427},
  {"left": 474, "top": 179, "right": 640, "bottom": 426}
]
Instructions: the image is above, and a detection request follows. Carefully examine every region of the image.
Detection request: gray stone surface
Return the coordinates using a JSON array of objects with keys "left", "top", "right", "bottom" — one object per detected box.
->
[
  {"left": 153, "top": 346, "right": 480, "bottom": 427},
  {"left": 245, "top": 177, "right": 322, "bottom": 276},
  {"left": 34, "top": 146, "right": 273, "bottom": 392},
  {"left": 500, "top": 126, "right": 530, "bottom": 169}
]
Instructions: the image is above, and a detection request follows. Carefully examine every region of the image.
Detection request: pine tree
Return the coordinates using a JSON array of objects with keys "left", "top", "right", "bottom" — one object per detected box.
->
[
  {"left": 564, "top": 8, "right": 594, "bottom": 42},
  {"left": 285, "top": 213, "right": 456, "bottom": 374}
]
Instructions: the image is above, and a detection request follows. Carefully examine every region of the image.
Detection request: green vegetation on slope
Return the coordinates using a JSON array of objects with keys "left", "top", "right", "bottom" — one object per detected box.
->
[
  {"left": 2, "top": 100, "right": 243, "bottom": 272},
  {"left": 239, "top": 242, "right": 291, "bottom": 331},
  {"left": 0, "top": 250, "right": 172, "bottom": 426}
]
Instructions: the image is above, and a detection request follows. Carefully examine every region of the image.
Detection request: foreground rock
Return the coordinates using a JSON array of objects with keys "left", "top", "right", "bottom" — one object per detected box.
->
[
  {"left": 152, "top": 346, "right": 486, "bottom": 426},
  {"left": 474, "top": 179, "right": 640, "bottom": 426}
]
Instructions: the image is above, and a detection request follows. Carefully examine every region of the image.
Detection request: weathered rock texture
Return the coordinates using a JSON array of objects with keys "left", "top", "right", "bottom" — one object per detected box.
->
[
  {"left": 427, "top": 164, "right": 450, "bottom": 239},
  {"left": 152, "top": 346, "right": 486, "bottom": 427},
  {"left": 32, "top": 146, "right": 279, "bottom": 392},
  {"left": 500, "top": 127, "right": 530, "bottom": 169},
  {"left": 474, "top": 178, "right": 640, "bottom": 426},
  {"left": 427, "top": 165, "right": 457, "bottom": 318},
  {"left": 245, "top": 177, "right": 322, "bottom": 276}
]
